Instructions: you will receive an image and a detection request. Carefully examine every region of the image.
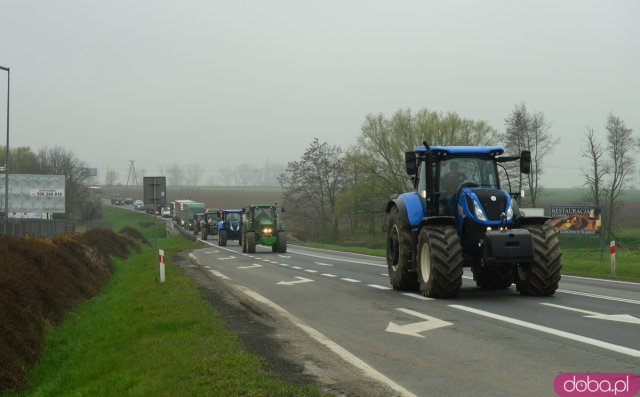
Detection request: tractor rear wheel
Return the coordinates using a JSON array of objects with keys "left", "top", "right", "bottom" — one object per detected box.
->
[
  {"left": 515, "top": 223, "right": 562, "bottom": 296},
  {"left": 219, "top": 230, "right": 227, "bottom": 246},
  {"left": 246, "top": 231, "right": 256, "bottom": 253},
  {"left": 472, "top": 266, "right": 514, "bottom": 289},
  {"left": 241, "top": 232, "right": 246, "bottom": 252},
  {"left": 416, "top": 225, "right": 463, "bottom": 298},
  {"left": 386, "top": 206, "right": 418, "bottom": 291}
]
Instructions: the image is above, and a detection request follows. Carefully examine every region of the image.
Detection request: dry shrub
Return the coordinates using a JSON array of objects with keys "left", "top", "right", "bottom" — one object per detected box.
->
[
  {"left": 0, "top": 229, "right": 139, "bottom": 391},
  {"left": 119, "top": 226, "right": 150, "bottom": 246}
]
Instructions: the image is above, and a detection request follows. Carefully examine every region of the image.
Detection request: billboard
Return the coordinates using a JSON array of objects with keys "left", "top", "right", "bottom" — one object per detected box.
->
[
  {"left": 0, "top": 174, "right": 66, "bottom": 214},
  {"left": 549, "top": 206, "right": 602, "bottom": 235}
]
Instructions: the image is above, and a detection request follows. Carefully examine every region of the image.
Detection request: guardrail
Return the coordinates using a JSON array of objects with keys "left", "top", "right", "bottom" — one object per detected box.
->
[{"left": 0, "top": 219, "right": 74, "bottom": 238}]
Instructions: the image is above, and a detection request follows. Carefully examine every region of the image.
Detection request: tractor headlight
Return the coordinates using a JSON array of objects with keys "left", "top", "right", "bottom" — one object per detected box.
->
[
  {"left": 506, "top": 200, "right": 514, "bottom": 221},
  {"left": 473, "top": 200, "right": 488, "bottom": 222},
  {"left": 262, "top": 227, "right": 272, "bottom": 235}
]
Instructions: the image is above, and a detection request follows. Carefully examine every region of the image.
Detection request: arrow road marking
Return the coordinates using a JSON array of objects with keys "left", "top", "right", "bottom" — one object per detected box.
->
[
  {"left": 450, "top": 304, "right": 640, "bottom": 358},
  {"left": 540, "top": 303, "right": 640, "bottom": 325},
  {"left": 237, "top": 263, "right": 262, "bottom": 269},
  {"left": 277, "top": 276, "right": 314, "bottom": 286},
  {"left": 385, "top": 308, "right": 452, "bottom": 338}
]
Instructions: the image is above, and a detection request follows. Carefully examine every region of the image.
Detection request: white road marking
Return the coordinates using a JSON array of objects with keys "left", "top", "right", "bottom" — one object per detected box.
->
[
  {"left": 202, "top": 250, "right": 219, "bottom": 254},
  {"left": 208, "top": 269, "right": 229, "bottom": 279},
  {"left": 450, "top": 304, "right": 640, "bottom": 358},
  {"left": 277, "top": 276, "right": 314, "bottom": 286},
  {"left": 292, "top": 266, "right": 303, "bottom": 270},
  {"left": 217, "top": 256, "right": 236, "bottom": 260},
  {"left": 237, "top": 263, "right": 262, "bottom": 269},
  {"left": 279, "top": 263, "right": 290, "bottom": 267},
  {"left": 369, "top": 284, "right": 392, "bottom": 290},
  {"left": 236, "top": 285, "right": 417, "bottom": 397},
  {"left": 287, "top": 249, "right": 386, "bottom": 268},
  {"left": 386, "top": 308, "right": 452, "bottom": 338},
  {"left": 562, "top": 274, "right": 640, "bottom": 286},
  {"left": 402, "top": 293, "right": 434, "bottom": 301},
  {"left": 322, "top": 273, "right": 338, "bottom": 278},
  {"left": 341, "top": 278, "right": 361, "bottom": 283},
  {"left": 278, "top": 255, "right": 292, "bottom": 259},
  {"left": 314, "top": 262, "right": 334, "bottom": 267},
  {"left": 557, "top": 289, "right": 640, "bottom": 305},
  {"left": 540, "top": 303, "right": 640, "bottom": 325},
  {"left": 305, "top": 269, "right": 319, "bottom": 273}
]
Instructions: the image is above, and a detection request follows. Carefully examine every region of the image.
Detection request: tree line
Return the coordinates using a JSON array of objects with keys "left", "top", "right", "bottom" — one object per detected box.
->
[
  {"left": 103, "top": 161, "right": 286, "bottom": 187},
  {"left": 279, "top": 105, "right": 636, "bottom": 243}
]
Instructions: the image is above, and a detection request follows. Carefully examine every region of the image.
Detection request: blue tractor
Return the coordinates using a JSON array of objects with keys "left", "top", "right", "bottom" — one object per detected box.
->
[
  {"left": 217, "top": 209, "right": 243, "bottom": 246},
  {"left": 385, "top": 144, "right": 561, "bottom": 298}
]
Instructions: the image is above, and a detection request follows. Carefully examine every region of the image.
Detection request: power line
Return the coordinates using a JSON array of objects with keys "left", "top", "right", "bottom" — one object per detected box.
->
[{"left": 126, "top": 160, "right": 139, "bottom": 186}]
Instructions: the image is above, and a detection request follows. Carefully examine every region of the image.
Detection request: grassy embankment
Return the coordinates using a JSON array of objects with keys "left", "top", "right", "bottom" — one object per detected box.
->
[{"left": 9, "top": 206, "right": 326, "bottom": 397}]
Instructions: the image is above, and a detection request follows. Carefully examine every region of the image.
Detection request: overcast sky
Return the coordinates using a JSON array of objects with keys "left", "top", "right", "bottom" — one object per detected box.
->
[{"left": 1, "top": 0, "right": 638, "bottom": 188}]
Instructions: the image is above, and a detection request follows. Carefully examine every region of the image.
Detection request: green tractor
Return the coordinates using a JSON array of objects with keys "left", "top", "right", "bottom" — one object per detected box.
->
[{"left": 241, "top": 204, "right": 287, "bottom": 253}]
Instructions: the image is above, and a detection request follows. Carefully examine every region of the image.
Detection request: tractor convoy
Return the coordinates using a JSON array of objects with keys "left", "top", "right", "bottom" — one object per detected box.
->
[
  {"left": 168, "top": 201, "right": 287, "bottom": 254},
  {"left": 161, "top": 142, "right": 561, "bottom": 297}
]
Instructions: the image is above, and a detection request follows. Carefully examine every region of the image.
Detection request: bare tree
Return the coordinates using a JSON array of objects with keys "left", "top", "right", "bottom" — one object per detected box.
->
[
  {"left": 278, "top": 138, "right": 345, "bottom": 238},
  {"left": 104, "top": 168, "right": 119, "bottom": 186},
  {"left": 185, "top": 163, "right": 203, "bottom": 186},
  {"left": 581, "top": 128, "right": 608, "bottom": 206},
  {"left": 38, "top": 146, "right": 94, "bottom": 221},
  {"left": 501, "top": 103, "right": 558, "bottom": 207},
  {"left": 166, "top": 164, "right": 184, "bottom": 186},
  {"left": 603, "top": 113, "right": 635, "bottom": 240}
]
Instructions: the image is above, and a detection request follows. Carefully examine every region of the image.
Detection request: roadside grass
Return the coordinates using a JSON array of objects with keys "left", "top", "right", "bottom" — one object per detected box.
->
[{"left": 9, "top": 208, "right": 326, "bottom": 397}]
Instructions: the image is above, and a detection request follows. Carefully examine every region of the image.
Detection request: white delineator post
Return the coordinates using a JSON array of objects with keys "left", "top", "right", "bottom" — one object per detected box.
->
[
  {"left": 610, "top": 241, "right": 616, "bottom": 275},
  {"left": 159, "top": 249, "right": 166, "bottom": 283}
]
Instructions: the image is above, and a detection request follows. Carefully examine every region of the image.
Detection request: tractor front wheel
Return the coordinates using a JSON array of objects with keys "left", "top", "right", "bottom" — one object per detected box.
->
[
  {"left": 386, "top": 206, "right": 418, "bottom": 291},
  {"left": 416, "top": 225, "right": 463, "bottom": 298},
  {"left": 515, "top": 223, "right": 562, "bottom": 296},
  {"left": 246, "top": 231, "right": 256, "bottom": 253},
  {"left": 275, "top": 231, "right": 287, "bottom": 253}
]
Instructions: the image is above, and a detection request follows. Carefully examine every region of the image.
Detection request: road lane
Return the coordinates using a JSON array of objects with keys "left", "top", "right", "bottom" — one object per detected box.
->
[{"left": 189, "top": 241, "right": 640, "bottom": 396}]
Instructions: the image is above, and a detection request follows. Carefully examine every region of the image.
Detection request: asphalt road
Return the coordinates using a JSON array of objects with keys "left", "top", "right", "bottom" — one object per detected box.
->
[{"left": 186, "top": 238, "right": 640, "bottom": 397}]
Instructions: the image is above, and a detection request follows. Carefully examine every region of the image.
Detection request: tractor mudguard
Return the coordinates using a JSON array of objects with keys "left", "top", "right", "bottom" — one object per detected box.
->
[{"left": 386, "top": 192, "right": 424, "bottom": 228}]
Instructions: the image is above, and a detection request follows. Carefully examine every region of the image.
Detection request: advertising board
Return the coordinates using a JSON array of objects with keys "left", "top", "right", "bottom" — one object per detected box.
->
[
  {"left": 549, "top": 205, "right": 602, "bottom": 235},
  {"left": 0, "top": 174, "right": 66, "bottom": 214}
]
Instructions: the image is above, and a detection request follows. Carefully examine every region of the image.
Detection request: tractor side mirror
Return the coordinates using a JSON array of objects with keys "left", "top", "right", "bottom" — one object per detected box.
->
[
  {"left": 405, "top": 151, "right": 417, "bottom": 176},
  {"left": 520, "top": 151, "right": 531, "bottom": 174}
]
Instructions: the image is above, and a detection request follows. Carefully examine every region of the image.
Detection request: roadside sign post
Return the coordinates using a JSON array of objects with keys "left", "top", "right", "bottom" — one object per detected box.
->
[
  {"left": 159, "top": 249, "right": 166, "bottom": 283},
  {"left": 610, "top": 241, "right": 616, "bottom": 275}
]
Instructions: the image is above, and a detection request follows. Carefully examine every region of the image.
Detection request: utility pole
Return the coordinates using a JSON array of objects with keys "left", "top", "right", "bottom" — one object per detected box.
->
[{"left": 127, "top": 160, "right": 139, "bottom": 186}]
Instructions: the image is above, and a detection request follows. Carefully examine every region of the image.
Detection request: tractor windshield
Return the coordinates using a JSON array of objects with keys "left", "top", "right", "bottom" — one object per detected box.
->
[
  {"left": 225, "top": 212, "right": 241, "bottom": 222},
  {"left": 253, "top": 208, "right": 274, "bottom": 222},
  {"left": 438, "top": 157, "right": 498, "bottom": 194}
]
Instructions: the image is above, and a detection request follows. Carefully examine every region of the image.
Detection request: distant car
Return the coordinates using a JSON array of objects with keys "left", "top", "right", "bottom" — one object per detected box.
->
[
  {"left": 110, "top": 194, "right": 124, "bottom": 205},
  {"left": 124, "top": 198, "right": 134, "bottom": 205},
  {"left": 133, "top": 200, "right": 145, "bottom": 210},
  {"left": 161, "top": 207, "right": 171, "bottom": 218}
]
